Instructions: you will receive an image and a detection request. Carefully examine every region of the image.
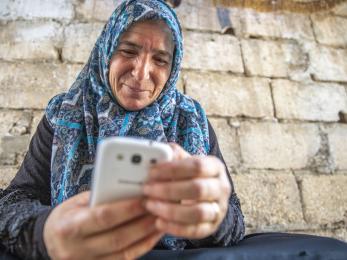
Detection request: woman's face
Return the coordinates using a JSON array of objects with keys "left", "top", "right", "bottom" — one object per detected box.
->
[{"left": 109, "top": 20, "right": 174, "bottom": 111}]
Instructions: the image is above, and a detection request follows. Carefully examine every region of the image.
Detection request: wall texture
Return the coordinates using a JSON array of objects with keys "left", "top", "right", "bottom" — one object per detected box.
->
[{"left": 0, "top": 0, "right": 347, "bottom": 241}]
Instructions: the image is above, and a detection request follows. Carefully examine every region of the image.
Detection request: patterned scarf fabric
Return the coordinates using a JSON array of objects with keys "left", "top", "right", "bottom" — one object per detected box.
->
[{"left": 46, "top": 0, "right": 209, "bottom": 211}]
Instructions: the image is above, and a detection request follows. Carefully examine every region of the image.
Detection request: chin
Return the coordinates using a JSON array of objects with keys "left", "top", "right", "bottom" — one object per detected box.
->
[{"left": 121, "top": 101, "right": 149, "bottom": 111}]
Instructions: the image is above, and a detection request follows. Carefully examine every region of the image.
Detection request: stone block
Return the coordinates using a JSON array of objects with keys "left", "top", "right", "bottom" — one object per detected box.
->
[
  {"left": 0, "top": 153, "right": 16, "bottom": 165},
  {"left": 0, "top": 62, "right": 83, "bottom": 109},
  {"left": 0, "top": 135, "right": 30, "bottom": 166},
  {"left": 0, "top": 21, "right": 63, "bottom": 61},
  {"left": 183, "top": 0, "right": 214, "bottom": 7},
  {"left": 324, "top": 124, "right": 347, "bottom": 170},
  {"left": 334, "top": 228, "right": 347, "bottom": 242},
  {"left": 311, "top": 14, "right": 347, "bottom": 47},
  {"left": 184, "top": 71, "right": 273, "bottom": 118},
  {"left": 62, "top": 23, "right": 104, "bottom": 63},
  {"left": 0, "top": 110, "right": 32, "bottom": 165},
  {"left": 74, "top": 0, "right": 119, "bottom": 22},
  {"left": 0, "top": 135, "right": 30, "bottom": 155},
  {"left": 272, "top": 80, "right": 347, "bottom": 122},
  {"left": 300, "top": 175, "right": 347, "bottom": 226},
  {"left": 0, "top": 167, "right": 17, "bottom": 189},
  {"left": 30, "top": 111, "right": 45, "bottom": 138},
  {"left": 239, "top": 122, "right": 320, "bottom": 169},
  {"left": 309, "top": 45, "right": 347, "bottom": 82},
  {"left": 241, "top": 10, "right": 314, "bottom": 41},
  {"left": 208, "top": 118, "right": 240, "bottom": 170},
  {"left": 0, "top": 111, "right": 31, "bottom": 136},
  {"left": 0, "top": 0, "right": 74, "bottom": 21},
  {"left": 333, "top": 2, "right": 347, "bottom": 16},
  {"left": 11, "top": 112, "right": 32, "bottom": 136},
  {"left": 233, "top": 171, "right": 304, "bottom": 230},
  {"left": 176, "top": 4, "right": 220, "bottom": 32},
  {"left": 182, "top": 31, "right": 243, "bottom": 73},
  {"left": 176, "top": 3, "right": 242, "bottom": 35},
  {"left": 241, "top": 39, "right": 307, "bottom": 78}
]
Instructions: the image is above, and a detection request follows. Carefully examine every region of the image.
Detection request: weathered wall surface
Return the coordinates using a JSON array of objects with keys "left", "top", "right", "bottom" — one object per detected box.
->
[{"left": 0, "top": 0, "right": 347, "bottom": 241}]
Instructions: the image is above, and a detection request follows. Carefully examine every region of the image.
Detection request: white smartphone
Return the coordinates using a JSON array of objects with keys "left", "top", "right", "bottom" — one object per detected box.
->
[{"left": 90, "top": 137, "right": 173, "bottom": 206}]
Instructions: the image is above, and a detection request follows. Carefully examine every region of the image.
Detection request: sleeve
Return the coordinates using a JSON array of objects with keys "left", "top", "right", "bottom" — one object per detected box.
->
[
  {"left": 186, "top": 119, "right": 245, "bottom": 247},
  {"left": 0, "top": 115, "right": 53, "bottom": 259}
]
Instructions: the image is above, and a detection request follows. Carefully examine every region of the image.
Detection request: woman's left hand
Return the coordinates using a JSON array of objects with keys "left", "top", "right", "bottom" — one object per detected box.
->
[{"left": 143, "top": 143, "right": 231, "bottom": 239}]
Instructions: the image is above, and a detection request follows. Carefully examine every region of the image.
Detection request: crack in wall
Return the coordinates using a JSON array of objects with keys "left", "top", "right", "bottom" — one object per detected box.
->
[
  {"left": 269, "top": 81, "right": 277, "bottom": 119},
  {"left": 293, "top": 171, "right": 308, "bottom": 223},
  {"left": 309, "top": 14, "right": 318, "bottom": 44}
]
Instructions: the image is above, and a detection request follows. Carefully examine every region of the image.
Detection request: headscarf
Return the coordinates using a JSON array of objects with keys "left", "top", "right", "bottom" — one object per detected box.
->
[{"left": 46, "top": 0, "right": 210, "bottom": 209}]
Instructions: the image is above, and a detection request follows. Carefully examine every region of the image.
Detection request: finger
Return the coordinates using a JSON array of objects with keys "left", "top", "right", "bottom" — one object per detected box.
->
[
  {"left": 155, "top": 218, "right": 215, "bottom": 239},
  {"left": 100, "top": 232, "right": 163, "bottom": 260},
  {"left": 219, "top": 167, "right": 233, "bottom": 197},
  {"left": 168, "top": 143, "right": 190, "bottom": 160},
  {"left": 61, "top": 198, "right": 146, "bottom": 237},
  {"left": 84, "top": 215, "right": 158, "bottom": 256},
  {"left": 63, "top": 191, "right": 91, "bottom": 209},
  {"left": 144, "top": 178, "right": 221, "bottom": 201},
  {"left": 145, "top": 200, "right": 218, "bottom": 224},
  {"left": 148, "top": 156, "right": 224, "bottom": 181}
]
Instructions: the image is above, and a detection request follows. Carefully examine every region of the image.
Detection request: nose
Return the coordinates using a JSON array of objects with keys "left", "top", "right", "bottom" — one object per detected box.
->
[{"left": 131, "top": 55, "right": 150, "bottom": 81}]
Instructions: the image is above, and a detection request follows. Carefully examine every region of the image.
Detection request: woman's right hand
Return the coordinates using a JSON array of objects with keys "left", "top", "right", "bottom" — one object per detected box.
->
[{"left": 43, "top": 191, "right": 163, "bottom": 260}]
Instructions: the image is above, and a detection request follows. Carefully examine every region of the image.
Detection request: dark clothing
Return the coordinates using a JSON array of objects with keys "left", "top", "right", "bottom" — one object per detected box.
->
[
  {"left": 0, "top": 115, "right": 245, "bottom": 259},
  {"left": 2, "top": 233, "right": 347, "bottom": 260},
  {"left": 141, "top": 232, "right": 347, "bottom": 260}
]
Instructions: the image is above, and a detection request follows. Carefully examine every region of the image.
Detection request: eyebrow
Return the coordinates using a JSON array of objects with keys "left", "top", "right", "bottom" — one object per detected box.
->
[{"left": 118, "top": 41, "right": 173, "bottom": 59}]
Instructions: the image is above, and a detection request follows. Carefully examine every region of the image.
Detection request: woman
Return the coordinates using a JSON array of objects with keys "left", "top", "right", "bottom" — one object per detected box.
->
[{"left": 0, "top": 0, "right": 245, "bottom": 259}]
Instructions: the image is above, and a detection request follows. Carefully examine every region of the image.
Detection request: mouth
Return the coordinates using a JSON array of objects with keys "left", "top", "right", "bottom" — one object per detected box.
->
[{"left": 123, "top": 83, "right": 148, "bottom": 93}]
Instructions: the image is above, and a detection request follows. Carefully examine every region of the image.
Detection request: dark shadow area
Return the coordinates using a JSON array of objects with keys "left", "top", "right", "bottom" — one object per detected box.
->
[{"left": 2, "top": 232, "right": 347, "bottom": 260}]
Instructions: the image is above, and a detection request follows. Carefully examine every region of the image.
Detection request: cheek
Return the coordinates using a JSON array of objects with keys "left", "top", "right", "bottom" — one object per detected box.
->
[
  {"left": 154, "top": 69, "right": 171, "bottom": 93},
  {"left": 109, "top": 58, "right": 130, "bottom": 89}
]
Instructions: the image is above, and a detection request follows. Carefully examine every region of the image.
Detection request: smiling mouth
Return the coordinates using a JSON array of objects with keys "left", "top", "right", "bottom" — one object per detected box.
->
[{"left": 123, "top": 83, "right": 148, "bottom": 92}]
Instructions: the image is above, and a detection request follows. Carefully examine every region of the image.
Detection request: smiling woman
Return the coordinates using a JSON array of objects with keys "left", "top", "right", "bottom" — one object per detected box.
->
[
  {"left": 0, "top": 0, "right": 245, "bottom": 259},
  {"left": 109, "top": 20, "right": 174, "bottom": 111}
]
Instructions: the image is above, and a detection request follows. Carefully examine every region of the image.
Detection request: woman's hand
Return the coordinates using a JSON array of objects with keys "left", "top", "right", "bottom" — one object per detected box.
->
[
  {"left": 143, "top": 143, "right": 231, "bottom": 239},
  {"left": 44, "top": 192, "right": 163, "bottom": 260}
]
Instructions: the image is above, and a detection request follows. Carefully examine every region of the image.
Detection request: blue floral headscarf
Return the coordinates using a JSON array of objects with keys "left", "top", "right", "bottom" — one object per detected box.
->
[{"left": 46, "top": 0, "right": 209, "bottom": 210}]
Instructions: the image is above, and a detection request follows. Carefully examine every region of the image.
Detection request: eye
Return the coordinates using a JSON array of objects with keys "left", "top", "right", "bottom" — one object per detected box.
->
[
  {"left": 119, "top": 49, "right": 137, "bottom": 57},
  {"left": 154, "top": 57, "right": 169, "bottom": 66}
]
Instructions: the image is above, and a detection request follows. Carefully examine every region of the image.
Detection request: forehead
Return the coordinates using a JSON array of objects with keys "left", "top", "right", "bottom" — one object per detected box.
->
[{"left": 120, "top": 20, "right": 174, "bottom": 51}]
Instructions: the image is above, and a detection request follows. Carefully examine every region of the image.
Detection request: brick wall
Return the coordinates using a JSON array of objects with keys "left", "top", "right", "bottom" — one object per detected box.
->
[{"left": 1, "top": 0, "right": 347, "bottom": 241}]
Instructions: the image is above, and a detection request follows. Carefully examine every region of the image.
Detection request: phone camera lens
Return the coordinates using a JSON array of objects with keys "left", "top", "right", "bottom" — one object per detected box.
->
[
  {"left": 131, "top": 154, "right": 142, "bottom": 164},
  {"left": 150, "top": 159, "right": 157, "bottom": 164}
]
